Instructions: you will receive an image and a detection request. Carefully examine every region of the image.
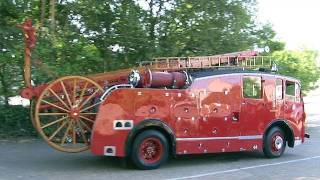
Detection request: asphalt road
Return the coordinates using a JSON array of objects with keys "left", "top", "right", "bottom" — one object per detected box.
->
[{"left": 1, "top": 89, "right": 320, "bottom": 180}]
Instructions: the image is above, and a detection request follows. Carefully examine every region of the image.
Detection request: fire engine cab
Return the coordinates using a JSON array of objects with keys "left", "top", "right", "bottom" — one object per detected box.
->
[{"left": 91, "top": 54, "right": 308, "bottom": 170}]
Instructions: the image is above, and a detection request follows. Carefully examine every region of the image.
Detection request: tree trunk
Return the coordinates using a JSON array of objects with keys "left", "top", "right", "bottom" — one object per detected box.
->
[
  {"left": 49, "top": 0, "right": 56, "bottom": 33},
  {"left": 148, "top": 0, "right": 164, "bottom": 52},
  {"left": 0, "top": 66, "right": 10, "bottom": 106},
  {"left": 40, "top": 0, "right": 46, "bottom": 27}
]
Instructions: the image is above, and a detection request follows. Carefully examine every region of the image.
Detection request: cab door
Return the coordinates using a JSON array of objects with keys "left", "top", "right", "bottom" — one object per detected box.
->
[
  {"left": 240, "top": 75, "right": 268, "bottom": 135},
  {"left": 274, "top": 78, "right": 284, "bottom": 119},
  {"left": 284, "top": 81, "right": 304, "bottom": 126}
]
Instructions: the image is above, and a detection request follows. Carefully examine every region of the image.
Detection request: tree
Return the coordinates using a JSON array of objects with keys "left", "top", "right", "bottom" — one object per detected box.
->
[
  {"left": 273, "top": 50, "right": 320, "bottom": 92},
  {"left": 0, "top": 0, "right": 315, "bottom": 105},
  {"left": 0, "top": 0, "right": 26, "bottom": 105},
  {"left": 254, "top": 24, "right": 285, "bottom": 53}
]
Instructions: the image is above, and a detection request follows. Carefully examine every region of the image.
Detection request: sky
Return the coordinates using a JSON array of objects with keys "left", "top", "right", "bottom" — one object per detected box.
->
[{"left": 257, "top": 0, "right": 320, "bottom": 51}]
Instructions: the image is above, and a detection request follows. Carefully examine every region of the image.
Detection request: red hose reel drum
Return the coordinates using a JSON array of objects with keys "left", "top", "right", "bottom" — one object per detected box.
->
[{"left": 143, "top": 70, "right": 188, "bottom": 88}]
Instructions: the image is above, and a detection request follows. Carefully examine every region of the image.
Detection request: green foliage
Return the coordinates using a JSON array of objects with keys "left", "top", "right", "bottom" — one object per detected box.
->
[
  {"left": 273, "top": 50, "right": 320, "bottom": 92},
  {"left": 0, "top": 0, "right": 314, "bottom": 137},
  {"left": 0, "top": 105, "right": 37, "bottom": 138},
  {"left": 0, "top": 0, "right": 285, "bottom": 88}
]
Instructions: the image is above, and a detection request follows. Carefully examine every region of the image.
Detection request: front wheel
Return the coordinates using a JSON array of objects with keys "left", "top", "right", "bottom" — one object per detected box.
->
[
  {"left": 131, "top": 130, "right": 169, "bottom": 170},
  {"left": 263, "top": 127, "right": 286, "bottom": 158}
]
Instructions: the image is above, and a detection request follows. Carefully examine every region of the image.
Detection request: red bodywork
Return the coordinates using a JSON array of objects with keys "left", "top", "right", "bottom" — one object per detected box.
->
[{"left": 91, "top": 72, "right": 306, "bottom": 157}]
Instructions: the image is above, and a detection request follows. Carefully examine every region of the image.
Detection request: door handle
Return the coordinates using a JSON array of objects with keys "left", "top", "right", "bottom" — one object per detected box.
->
[{"left": 232, "top": 112, "right": 240, "bottom": 122}]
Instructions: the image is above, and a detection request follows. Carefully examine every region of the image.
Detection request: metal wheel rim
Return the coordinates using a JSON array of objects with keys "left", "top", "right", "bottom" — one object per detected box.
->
[
  {"left": 271, "top": 132, "right": 284, "bottom": 152},
  {"left": 139, "top": 137, "right": 163, "bottom": 164}
]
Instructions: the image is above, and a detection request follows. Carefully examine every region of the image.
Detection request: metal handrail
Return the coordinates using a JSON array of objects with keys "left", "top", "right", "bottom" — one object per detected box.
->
[{"left": 100, "top": 84, "right": 133, "bottom": 101}]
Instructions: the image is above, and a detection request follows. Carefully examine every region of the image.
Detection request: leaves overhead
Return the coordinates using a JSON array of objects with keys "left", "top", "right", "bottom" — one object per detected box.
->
[{"left": 0, "top": 0, "right": 317, "bottom": 105}]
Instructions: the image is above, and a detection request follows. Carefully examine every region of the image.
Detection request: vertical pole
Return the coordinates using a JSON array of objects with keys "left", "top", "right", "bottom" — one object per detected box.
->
[
  {"left": 18, "top": 19, "right": 36, "bottom": 88},
  {"left": 24, "top": 47, "right": 31, "bottom": 87}
]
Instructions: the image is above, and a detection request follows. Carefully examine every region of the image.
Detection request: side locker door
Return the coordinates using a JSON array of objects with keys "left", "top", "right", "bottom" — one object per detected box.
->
[
  {"left": 199, "top": 75, "right": 241, "bottom": 137},
  {"left": 172, "top": 90, "right": 199, "bottom": 138}
]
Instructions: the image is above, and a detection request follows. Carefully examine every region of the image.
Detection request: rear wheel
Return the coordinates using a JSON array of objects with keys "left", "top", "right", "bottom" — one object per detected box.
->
[
  {"left": 131, "top": 130, "right": 169, "bottom": 170},
  {"left": 30, "top": 100, "right": 36, "bottom": 128},
  {"left": 34, "top": 76, "right": 103, "bottom": 153},
  {"left": 263, "top": 127, "right": 286, "bottom": 158}
]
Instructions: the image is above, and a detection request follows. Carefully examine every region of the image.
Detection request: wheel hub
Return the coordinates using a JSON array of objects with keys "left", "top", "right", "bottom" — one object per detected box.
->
[
  {"left": 69, "top": 108, "right": 80, "bottom": 119},
  {"left": 274, "top": 135, "right": 283, "bottom": 150},
  {"left": 140, "top": 138, "right": 163, "bottom": 163}
]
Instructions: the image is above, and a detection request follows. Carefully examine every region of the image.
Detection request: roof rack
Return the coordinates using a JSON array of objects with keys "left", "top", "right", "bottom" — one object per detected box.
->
[{"left": 139, "top": 51, "right": 274, "bottom": 71}]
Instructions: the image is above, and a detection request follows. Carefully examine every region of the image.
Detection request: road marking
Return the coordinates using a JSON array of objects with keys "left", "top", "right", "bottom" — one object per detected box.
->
[
  {"left": 307, "top": 124, "right": 320, "bottom": 128},
  {"left": 166, "top": 156, "right": 320, "bottom": 180}
]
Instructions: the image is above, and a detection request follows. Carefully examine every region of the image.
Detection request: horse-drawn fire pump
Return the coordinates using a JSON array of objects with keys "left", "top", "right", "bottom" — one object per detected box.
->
[{"left": 18, "top": 20, "right": 308, "bottom": 169}]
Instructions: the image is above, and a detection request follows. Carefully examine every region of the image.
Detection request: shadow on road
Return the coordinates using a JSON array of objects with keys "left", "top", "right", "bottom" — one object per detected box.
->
[{"left": 22, "top": 149, "right": 295, "bottom": 170}]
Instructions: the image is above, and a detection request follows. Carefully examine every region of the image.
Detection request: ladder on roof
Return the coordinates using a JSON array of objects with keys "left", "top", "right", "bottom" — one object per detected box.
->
[{"left": 139, "top": 51, "right": 274, "bottom": 71}]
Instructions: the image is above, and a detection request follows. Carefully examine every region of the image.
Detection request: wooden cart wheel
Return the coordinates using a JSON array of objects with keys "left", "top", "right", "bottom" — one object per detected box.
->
[
  {"left": 29, "top": 100, "right": 37, "bottom": 128},
  {"left": 35, "top": 76, "right": 103, "bottom": 153}
]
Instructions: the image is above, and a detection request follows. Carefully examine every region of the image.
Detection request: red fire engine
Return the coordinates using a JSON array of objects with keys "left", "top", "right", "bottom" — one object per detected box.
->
[{"left": 18, "top": 20, "right": 308, "bottom": 170}]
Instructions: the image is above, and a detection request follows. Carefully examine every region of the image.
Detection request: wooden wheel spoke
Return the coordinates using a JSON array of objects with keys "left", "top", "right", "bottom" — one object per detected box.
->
[
  {"left": 72, "top": 122, "right": 76, "bottom": 145},
  {"left": 48, "top": 88, "right": 70, "bottom": 110},
  {"left": 79, "top": 119, "right": 92, "bottom": 132},
  {"left": 80, "top": 101, "right": 101, "bottom": 112},
  {"left": 39, "top": 112, "right": 68, "bottom": 116},
  {"left": 79, "top": 115, "right": 95, "bottom": 123},
  {"left": 79, "top": 89, "right": 100, "bottom": 109},
  {"left": 41, "top": 116, "right": 68, "bottom": 129},
  {"left": 79, "top": 82, "right": 88, "bottom": 102},
  {"left": 73, "top": 79, "right": 77, "bottom": 106},
  {"left": 61, "top": 121, "right": 73, "bottom": 145},
  {"left": 60, "top": 81, "right": 73, "bottom": 108},
  {"left": 41, "top": 99, "right": 69, "bottom": 112},
  {"left": 76, "top": 121, "right": 89, "bottom": 145},
  {"left": 80, "top": 112, "right": 97, "bottom": 115},
  {"left": 48, "top": 120, "right": 68, "bottom": 141}
]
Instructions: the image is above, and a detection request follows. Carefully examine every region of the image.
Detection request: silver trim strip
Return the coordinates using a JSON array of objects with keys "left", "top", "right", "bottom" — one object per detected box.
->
[
  {"left": 239, "top": 135, "right": 263, "bottom": 140},
  {"left": 176, "top": 135, "right": 263, "bottom": 141},
  {"left": 100, "top": 84, "right": 133, "bottom": 101}
]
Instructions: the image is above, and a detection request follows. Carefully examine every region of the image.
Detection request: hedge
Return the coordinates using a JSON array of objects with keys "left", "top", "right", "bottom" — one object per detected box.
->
[{"left": 0, "top": 105, "right": 37, "bottom": 138}]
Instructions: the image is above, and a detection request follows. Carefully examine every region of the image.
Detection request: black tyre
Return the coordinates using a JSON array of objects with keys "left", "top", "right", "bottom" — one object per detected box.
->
[
  {"left": 131, "top": 130, "right": 169, "bottom": 170},
  {"left": 263, "top": 127, "right": 286, "bottom": 158}
]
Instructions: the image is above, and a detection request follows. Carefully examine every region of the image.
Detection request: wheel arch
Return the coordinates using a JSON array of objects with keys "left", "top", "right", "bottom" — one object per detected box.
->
[
  {"left": 264, "top": 119, "right": 295, "bottom": 147},
  {"left": 125, "top": 119, "right": 176, "bottom": 157}
]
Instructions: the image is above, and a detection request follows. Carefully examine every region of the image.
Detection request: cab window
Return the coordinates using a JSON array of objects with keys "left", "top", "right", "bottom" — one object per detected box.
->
[
  {"left": 275, "top": 79, "right": 283, "bottom": 100},
  {"left": 243, "top": 76, "right": 262, "bottom": 99},
  {"left": 285, "top": 81, "right": 295, "bottom": 96},
  {"left": 285, "top": 81, "right": 300, "bottom": 102}
]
